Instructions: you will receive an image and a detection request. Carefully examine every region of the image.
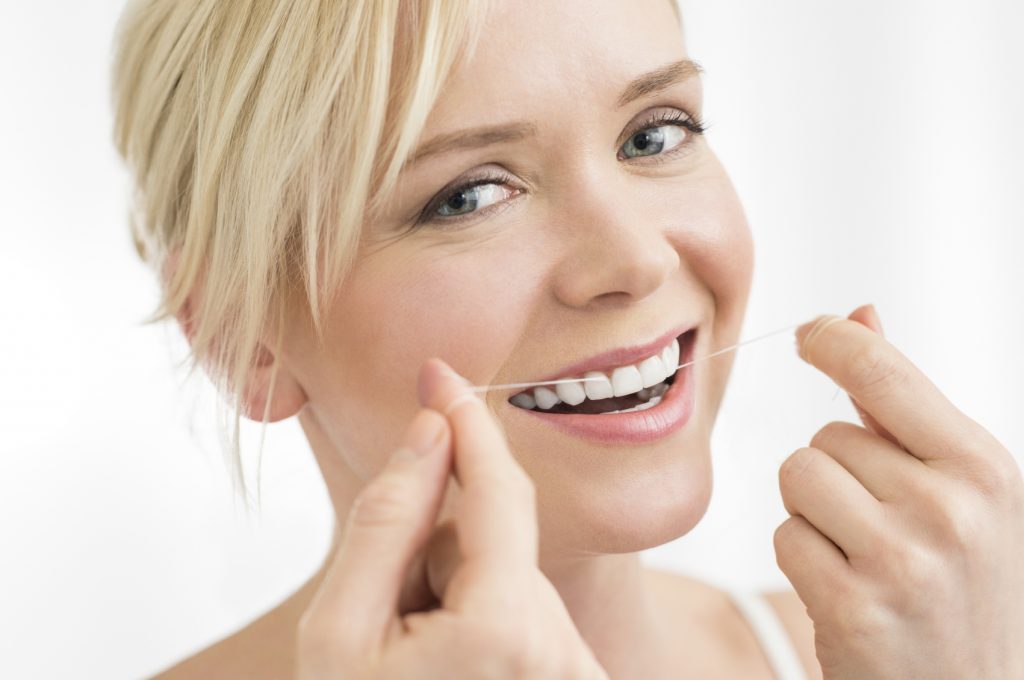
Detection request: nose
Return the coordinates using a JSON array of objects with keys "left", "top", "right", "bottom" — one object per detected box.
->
[{"left": 549, "top": 174, "right": 681, "bottom": 310}]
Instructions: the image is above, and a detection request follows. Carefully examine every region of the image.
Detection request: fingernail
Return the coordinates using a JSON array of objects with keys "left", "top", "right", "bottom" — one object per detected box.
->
[
  {"left": 868, "top": 303, "right": 885, "bottom": 336},
  {"left": 392, "top": 409, "right": 446, "bottom": 462},
  {"left": 439, "top": 362, "right": 471, "bottom": 385}
]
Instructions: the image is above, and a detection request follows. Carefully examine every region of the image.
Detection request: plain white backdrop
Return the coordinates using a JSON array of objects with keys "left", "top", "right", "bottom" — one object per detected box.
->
[{"left": 1, "top": 1, "right": 1021, "bottom": 678}]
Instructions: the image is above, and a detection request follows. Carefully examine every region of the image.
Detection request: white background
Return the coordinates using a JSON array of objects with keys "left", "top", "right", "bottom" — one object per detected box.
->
[{"left": 1, "top": 1, "right": 1021, "bottom": 678}]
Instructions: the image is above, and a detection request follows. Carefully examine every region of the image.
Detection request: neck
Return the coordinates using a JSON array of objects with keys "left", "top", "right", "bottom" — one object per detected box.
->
[{"left": 296, "top": 408, "right": 679, "bottom": 678}]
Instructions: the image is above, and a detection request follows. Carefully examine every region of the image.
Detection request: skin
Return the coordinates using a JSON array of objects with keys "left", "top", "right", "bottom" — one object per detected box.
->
[{"left": 155, "top": 0, "right": 1024, "bottom": 677}]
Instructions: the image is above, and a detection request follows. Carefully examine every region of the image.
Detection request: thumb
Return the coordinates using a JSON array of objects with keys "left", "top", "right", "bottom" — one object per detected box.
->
[
  {"left": 309, "top": 407, "right": 452, "bottom": 654},
  {"left": 846, "top": 304, "right": 904, "bottom": 449}
]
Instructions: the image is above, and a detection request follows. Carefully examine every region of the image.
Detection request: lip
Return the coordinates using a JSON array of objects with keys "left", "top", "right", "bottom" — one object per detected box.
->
[
  {"left": 511, "top": 329, "right": 698, "bottom": 445},
  {"left": 525, "top": 322, "right": 696, "bottom": 387}
]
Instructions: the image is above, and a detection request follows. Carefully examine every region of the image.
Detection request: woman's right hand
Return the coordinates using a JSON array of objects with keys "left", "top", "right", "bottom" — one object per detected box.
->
[{"left": 295, "top": 358, "right": 609, "bottom": 680}]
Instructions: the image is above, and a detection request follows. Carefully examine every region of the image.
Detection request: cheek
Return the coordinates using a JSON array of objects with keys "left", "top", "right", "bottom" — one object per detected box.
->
[
  {"left": 329, "top": 239, "right": 544, "bottom": 417},
  {"left": 669, "top": 171, "right": 755, "bottom": 314},
  {"left": 657, "top": 163, "right": 755, "bottom": 411}
]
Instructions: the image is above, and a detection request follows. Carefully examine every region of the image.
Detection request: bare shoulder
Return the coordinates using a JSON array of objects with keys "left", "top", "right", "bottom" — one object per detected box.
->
[
  {"left": 147, "top": 597, "right": 304, "bottom": 679},
  {"left": 148, "top": 622, "right": 287, "bottom": 680},
  {"left": 762, "top": 589, "right": 823, "bottom": 680},
  {"left": 149, "top": 639, "right": 239, "bottom": 679},
  {"left": 148, "top": 565, "right": 329, "bottom": 679},
  {"left": 643, "top": 568, "right": 823, "bottom": 679}
]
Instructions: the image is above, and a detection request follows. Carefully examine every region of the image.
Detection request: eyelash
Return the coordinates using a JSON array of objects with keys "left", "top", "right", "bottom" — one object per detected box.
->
[{"left": 416, "top": 108, "right": 709, "bottom": 227}]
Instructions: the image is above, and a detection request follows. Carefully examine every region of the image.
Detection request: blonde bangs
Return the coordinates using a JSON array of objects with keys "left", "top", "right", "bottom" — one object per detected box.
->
[{"left": 111, "top": 0, "right": 489, "bottom": 503}]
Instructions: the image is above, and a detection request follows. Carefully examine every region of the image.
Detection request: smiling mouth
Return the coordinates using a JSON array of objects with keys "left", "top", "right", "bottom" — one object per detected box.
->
[{"left": 507, "top": 329, "right": 696, "bottom": 415}]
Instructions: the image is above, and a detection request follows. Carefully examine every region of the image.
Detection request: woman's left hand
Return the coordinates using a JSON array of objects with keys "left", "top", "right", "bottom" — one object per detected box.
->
[{"left": 775, "top": 304, "right": 1024, "bottom": 679}]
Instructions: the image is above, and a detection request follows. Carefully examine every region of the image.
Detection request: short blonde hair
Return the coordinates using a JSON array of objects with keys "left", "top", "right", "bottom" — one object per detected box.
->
[{"left": 110, "top": 0, "right": 489, "bottom": 501}]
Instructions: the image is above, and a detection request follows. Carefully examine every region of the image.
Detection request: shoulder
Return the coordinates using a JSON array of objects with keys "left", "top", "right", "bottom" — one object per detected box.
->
[
  {"left": 147, "top": 610, "right": 296, "bottom": 679},
  {"left": 761, "top": 589, "right": 823, "bottom": 680},
  {"left": 149, "top": 559, "right": 331, "bottom": 678},
  {"left": 149, "top": 642, "right": 234, "bottom": 679}
]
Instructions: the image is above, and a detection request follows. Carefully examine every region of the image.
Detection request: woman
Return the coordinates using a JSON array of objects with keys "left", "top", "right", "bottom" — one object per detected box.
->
[{"left": 111, "top": 0, "right": 1024, "bottom": 677}]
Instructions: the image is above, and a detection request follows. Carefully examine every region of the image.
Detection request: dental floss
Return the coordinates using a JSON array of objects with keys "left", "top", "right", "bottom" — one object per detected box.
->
[{"left": 467, "top": 322, "right": 803, "bottom": 394}]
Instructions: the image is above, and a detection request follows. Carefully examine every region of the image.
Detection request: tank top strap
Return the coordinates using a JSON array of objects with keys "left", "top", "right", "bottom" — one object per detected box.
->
[{"left": 723, "top": 588, "right": 808, "bottom": 680}]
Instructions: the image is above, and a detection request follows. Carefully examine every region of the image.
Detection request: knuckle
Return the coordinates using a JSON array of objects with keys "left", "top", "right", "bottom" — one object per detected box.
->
[
  {"left": 779, "top": 447, "right": 819, "bottom": 490},
  {"left": 848, "top": 343, "right": 908, "bottom": 399},
  {"left": 972, "top": 453, "right": 1023, "bottom": 500},
  {"left": 809, "top": 420, "right": 855, "bottom": 452},
  {"left": 772, "top": 515, "right": 798, "bottom": 549},
  {"left": 350, "top": 473, "right": 419, "bottom": 528},
  {"left": 929, "top": 493, "right": 984, "bottom": 553},
  {"left": 295, "top": 611, "right": 357, "bottom": 666},
  {"left": 467, "top": 619, "right": 543, "bottom": 676},
  {"left": 465, "top": 614, "right": 568, "bottom": 679},
  {"left": 837, "top": 594, "right": 890, "bottom": 646},
  {"left": 875, "top": 538, "right": 939, "bottom": 601},
  {"left": 772, "top": 515, "right": 807, "bottom": 567}
]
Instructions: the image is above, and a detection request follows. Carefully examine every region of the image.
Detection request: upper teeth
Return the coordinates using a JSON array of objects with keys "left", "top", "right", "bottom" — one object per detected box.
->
[{"left": 510, "top": 337, "right": 681, "bottom": 410}]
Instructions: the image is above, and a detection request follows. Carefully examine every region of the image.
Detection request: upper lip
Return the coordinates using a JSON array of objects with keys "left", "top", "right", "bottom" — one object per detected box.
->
[{"left": 526, "top": 322, "right": 696, "bottom": 387}]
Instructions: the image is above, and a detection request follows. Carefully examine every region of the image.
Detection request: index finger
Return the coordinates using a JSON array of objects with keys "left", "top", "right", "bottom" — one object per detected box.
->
[
  {"left": 796, "top": 313, "right": 991, "bottom": 463},
  {"left": 416, "top": 358, "right": 539, "bottom": 593}
]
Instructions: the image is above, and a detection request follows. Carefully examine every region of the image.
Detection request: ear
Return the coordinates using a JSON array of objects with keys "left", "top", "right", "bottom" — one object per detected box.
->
[
  {"left": 237, "top": 341, "right": 308, "bottom": 422},
  {"left": 170, "top": 274, "right": 308, "bottom": 423}
]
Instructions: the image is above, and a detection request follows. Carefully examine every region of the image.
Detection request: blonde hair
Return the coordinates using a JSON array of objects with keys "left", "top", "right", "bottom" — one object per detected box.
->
[{"left": 110, "top": 0, "right": 489, "bottom": 502}]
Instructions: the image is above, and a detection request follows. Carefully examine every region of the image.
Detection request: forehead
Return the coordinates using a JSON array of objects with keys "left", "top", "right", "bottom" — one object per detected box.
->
[{"left": 425, "top": 0, "right": 687, "bottom": 132}]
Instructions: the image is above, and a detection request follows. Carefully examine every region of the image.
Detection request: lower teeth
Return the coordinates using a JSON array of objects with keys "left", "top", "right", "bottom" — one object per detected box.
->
[{"left": 601, "top": 395, "right": 662, "bottom": 415}]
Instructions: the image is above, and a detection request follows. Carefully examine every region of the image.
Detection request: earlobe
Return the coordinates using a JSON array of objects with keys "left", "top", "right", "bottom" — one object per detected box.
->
[
  {"left": 240, "top": 343, "right": 309, "bottom": 422},
  {"left": 163, "top": 251, "right": 308, "bottom": 422}
]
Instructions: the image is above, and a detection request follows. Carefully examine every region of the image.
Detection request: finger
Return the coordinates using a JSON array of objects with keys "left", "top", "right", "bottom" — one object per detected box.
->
[
  {"left": 774, "top": 514, "right": 856, "bottom": 615},
  {"left": 779, "top": 446, "right": 885, "bottom": 560},
  {"left": 311, "top": 408, "right": 452, "bottom": 652},
  {"left": 417, "top": 358, "right": 539, "bottom": 610},
  {"left": 795, "top": 310, "right": 992, "bottom": 464},
  {"left": 845, "top": 304, "right": 903, "bottom": 449},
  {"left": 397, "top": 518, "right": 461, "bottom": 615},
  {"left": 809, "top": 420, "right": 933, "bottom": 504}
]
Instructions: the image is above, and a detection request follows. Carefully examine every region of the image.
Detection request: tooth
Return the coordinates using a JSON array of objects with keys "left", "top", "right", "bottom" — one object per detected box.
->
[
  {"left": 661, "top": 344, "right": 675, "bottom": 373},
  {"left": 663, "top": 338, "right": 680, "bottom": 374},
  {"left": 637, "top": 355, "right": 668, "bottom": 387},
  {"left": 510, "top": 392, "right": 536, "bottom": 409},
  {"left": 555, "top": 380, "right": 586, "bottom": 406},
  {"left": 611, "top": 365, "right": 644, "bottom": 397},
  {"left": 583, "top": 371, "right": 613, "bottom": 400},
  {"left": 605, "top": 395, "right": 663, "bottom": 415},
  {"left": 533, "top": 386, "right": 560, "bottom": 410},
  {"left": 637, "top": 387, "right": 651, "bottom": 401}
]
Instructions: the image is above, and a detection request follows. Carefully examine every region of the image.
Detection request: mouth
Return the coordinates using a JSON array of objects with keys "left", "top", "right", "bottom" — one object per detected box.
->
[{"left": 507, "top": 325, "right": 697, "bottom": 416}]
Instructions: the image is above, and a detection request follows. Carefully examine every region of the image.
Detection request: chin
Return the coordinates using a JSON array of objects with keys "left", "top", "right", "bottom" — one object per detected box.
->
[{"left": 533, "top": 438, "right": 714, "bottom": 557}]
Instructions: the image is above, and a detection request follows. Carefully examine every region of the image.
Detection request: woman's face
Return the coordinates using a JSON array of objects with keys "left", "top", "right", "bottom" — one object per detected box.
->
[{"left": 284, "top": 0, "right": 754, "bottom": 557}]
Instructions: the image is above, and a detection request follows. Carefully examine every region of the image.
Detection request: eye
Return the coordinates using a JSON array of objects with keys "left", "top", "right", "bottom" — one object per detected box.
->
[
  {"left": 418, "top": 168, "right": 521, "bottom": 226},
  {"left": 435, "top": 182, "right": 515, "bottom": 218},
  {"left": 618, "top": 109, "right": 706, "bottom": 161}
]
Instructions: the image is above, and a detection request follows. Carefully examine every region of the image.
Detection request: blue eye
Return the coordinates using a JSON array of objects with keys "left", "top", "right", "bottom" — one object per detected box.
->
[
  {"left": 419, "top": 169, "right": 520, "bottom": 225},
  {"left": 435, "top": 182, "right": 511, "bottom": 218},
  {"left": 618, "top": 110, "right": 706, "bottom": 161}
]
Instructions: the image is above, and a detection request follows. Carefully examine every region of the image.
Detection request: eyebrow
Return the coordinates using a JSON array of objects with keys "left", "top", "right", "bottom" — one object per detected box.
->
[
  {"left": 616, "top": 58, "right": 703, "bottom": 108},
  {"left": 405, "top": 58, "right": 703, "bottom": 166}
]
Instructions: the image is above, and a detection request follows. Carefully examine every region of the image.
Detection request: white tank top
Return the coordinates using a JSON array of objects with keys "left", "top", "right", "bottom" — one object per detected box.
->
[{"left": 723, "top": 588, "right": 809, "bottom": 680}]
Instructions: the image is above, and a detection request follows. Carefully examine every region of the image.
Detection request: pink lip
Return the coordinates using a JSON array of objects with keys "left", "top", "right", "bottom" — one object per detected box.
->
[
  {"left": 512, "top": 329, "right": 699, "bottom": 445},
  {"left": 527, "top": 322, "right": 695, "bottom": 387}
]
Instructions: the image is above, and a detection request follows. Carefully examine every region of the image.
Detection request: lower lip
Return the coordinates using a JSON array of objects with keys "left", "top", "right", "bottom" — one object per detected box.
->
[{"left": 515, "top": 332, "right": 697, "bottom": 445}]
